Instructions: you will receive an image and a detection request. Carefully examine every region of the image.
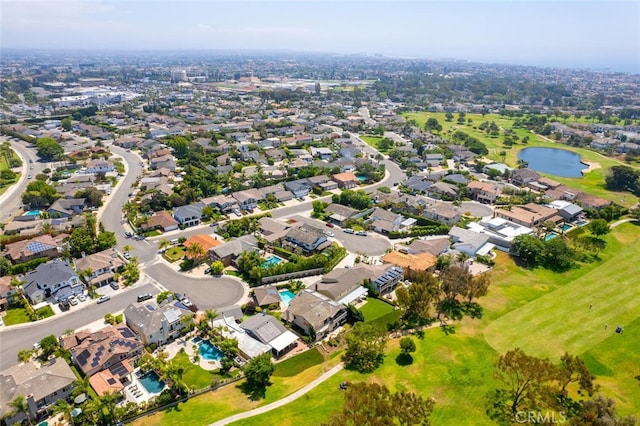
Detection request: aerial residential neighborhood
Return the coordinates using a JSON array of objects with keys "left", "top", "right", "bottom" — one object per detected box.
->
[{"left": 0, "top": 2, "right": 639, "bottom": 425}]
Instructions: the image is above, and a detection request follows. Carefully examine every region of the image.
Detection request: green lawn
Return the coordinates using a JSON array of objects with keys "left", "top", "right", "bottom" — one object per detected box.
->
[
  {"left": 163, "top": 247, "right": 184, "bottom": 263},
  {"left": 36, "top": 305, "right": 54, "bottom": 319},
  {"left": 273, "top": 348, "right": 324, "bottom": 377},
  {"left": 172, "top": 351, "right": 221, "bottom": 391},
  {"left": 484, "top": 223, "right": 640, "bottom": 361},
  {"left": 360, "top": 135, "right": 392, "bottom": 153},
  {"left": 360, "top": 298, "right": 395, "bottom": 322},
  {"left": 230, "top": 329, "right": 499, "bottom": 426},
  {"left": 3, "top": 307, "right": 31, "bottom": 325}
]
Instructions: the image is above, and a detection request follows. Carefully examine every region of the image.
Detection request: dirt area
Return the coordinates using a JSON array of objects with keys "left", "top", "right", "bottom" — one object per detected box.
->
[{"left": 581, "top": 160, "right": 602, "bottom": 173}]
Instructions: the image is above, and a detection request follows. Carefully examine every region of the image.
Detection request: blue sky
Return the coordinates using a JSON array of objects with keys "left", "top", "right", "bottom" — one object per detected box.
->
[{"left": 2, "top": 1, "right": 639, "bottom": 72}]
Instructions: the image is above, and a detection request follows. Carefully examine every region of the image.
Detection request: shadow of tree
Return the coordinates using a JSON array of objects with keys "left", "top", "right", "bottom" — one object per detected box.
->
[{"left": 236, "top": 381, "right": 270, "bottom": 400}]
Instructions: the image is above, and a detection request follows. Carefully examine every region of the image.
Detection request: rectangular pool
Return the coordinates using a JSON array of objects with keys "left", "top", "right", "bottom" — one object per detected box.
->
[
  {"left": 24, "top": 210, "right": 40, "bottom": 216},
  {"left": 544, "top": 233, "right": 559, "bottom": 241},
  {"left": 138, "top": 371, "right": 165, "bottom": 394},
  {"left": 560, "top": 224, "right": 572, "bottom": 231},
  {"left": 279, "top": 290, "right": 295, "bottom": 307}
]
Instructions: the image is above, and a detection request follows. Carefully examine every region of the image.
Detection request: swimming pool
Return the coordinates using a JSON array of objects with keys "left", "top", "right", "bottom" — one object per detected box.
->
[
  {"left": 544, "top": 233, "right": 559, "bottom": 241},
  {"left": 138, "top": 371, "right": 165, "bottom": 394},
  {"left": 356, "top": 175, "right": 367, "bottom": 182},
  {"left": 24, "top": 210, "right": 40, "bottom": 216},
  {"left": 576, "top": 220, "right": 588, "bottom": 227},
  {"left": 262, "top": 256, "right": 282, "bottom": 268},
  {"left": 196, "top": 339, "right": 224, "bottom": 361},
  {"left": 279, "top": 290, "right": 295, "bottom": 307},
  {"left": 559, "top": 224, "right": 572, "bottom": 232}
]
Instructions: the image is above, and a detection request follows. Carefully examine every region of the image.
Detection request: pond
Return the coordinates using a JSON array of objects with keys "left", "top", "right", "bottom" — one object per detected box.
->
[{"left": 518, "top": 147, "right": 587, "bottom": 178}]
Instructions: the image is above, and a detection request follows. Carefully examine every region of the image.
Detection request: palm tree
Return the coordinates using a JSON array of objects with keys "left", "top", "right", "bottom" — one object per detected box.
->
[
  {"left": 52, "top": 398, "right": 74, "bottom": 426},
  {"left": 185, "top": 242, "right": 205, "bottom": 264},
  {"left": 8, "top": 395, "right": 32, "bottom": 425},
  {"left": 72, "top": 375, "right": 91, "bottom": 397},
  {"left": 158, "top": 238, "right": 171, "bottom": 252},
  {"left": 456, "top": 252, "right": 470, "bottom": 265},
  {"left": 39, "top": 221, "right": 55, "bottom": 236},
  {"left": 204, "top": 309, "right": 218, "bottom": 330},
  {"left": 99, "top": 391, "right": 120, "bottom": 424},
  {"left": 123, "top": 244, "right": 133, "bottom": 253}
]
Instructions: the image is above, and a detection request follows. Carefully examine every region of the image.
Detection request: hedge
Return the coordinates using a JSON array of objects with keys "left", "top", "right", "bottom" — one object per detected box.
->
[{"left": 388, "top": 225, "right": 450, "bottom": 239}]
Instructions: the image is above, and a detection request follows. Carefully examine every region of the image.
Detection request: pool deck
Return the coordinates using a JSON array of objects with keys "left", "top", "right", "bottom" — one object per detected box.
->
[
  {"left": 122, "top": 369, "right": 166, "bottom": 405},
  {"left": 163, "top": 335, "right": 221, "bottom": 371}
]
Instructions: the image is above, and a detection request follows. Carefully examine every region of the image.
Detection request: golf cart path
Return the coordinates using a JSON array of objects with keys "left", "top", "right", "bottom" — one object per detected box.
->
[{"left": 209, "top": 363, "right": 344, "bottom": 426}]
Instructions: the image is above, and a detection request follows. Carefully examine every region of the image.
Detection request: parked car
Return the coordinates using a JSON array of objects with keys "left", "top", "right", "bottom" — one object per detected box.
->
[
  {"left": 325, "top": 222, "right": 335, "bottom": 228},
  {"left": 77, "top": 293, "right": 87, "bottom": 302},
  {"left": 204, "top": 267, "right": 212, "bottom": 274},
  {"left": 33, "top": 341, "right": 41, "bottom": 350},
  {"left": 343, "top": 228, "right": 354, "bottom": 234},
  {"left": 124, "top": 231, "right": 133, "bottom": 238},
  {"left": 97, "top": 295, "right": 111, "bottom": 304},
  {"left": 133, "top": 235, "right": 145, "bottom": 241},
  {"left": 110, "top": 282, "right": 119, "bottom": 290},
  {"left": 325, "top": 231, "right": 335, "bottom": 237},
  {"left": 137, "top": 293, "right": 153, "bottom": 302},
  {"left": 174, "top": 293, "right": 185, "bottom": 302},
  {"left": 233, "top": 208, "right": 242, "bottom": 217},
  {"left": 123, "top": 251, "right": 132, "bottom": 260},
  {"left": 356, "top": 231, "right": 367, "bottom": 236},
  {"left": 27, "top": 174, "right": 32, "bottom": 179},
  {"left": 68, "top": 296, "right": 79, "bottom": 306}
]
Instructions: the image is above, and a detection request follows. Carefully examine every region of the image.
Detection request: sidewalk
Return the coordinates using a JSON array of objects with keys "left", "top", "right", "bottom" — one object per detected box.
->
[{"left": 209, "top": 363, "right": 344, "bottom": 426}]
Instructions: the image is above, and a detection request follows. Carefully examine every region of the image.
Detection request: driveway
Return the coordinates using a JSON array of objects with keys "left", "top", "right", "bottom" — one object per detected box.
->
[{"left": 459, "top": 201, "right": 494, "bottom": 218}]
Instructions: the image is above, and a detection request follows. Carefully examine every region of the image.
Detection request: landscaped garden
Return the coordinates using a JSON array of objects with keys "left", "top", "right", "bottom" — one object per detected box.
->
[
  {"left": 359, "top": 297, "right": 395, "bottom": 323},
  {"left": 163, "top": 246, "right": 184, "bottom": 262}
]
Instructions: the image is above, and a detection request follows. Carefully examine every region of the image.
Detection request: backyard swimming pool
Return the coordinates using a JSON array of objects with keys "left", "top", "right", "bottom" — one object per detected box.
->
[
  {"left": 544, "top": 233, "right": 559, "bottom": 241},
  {"left": 559, "top": 223, "right": 572, "bottom": 232},
  {"left": 24, "top": 210, "right": 40, "bottom": 216},
  {"left": 138, "top": 371, "right": 165, "bottom": 394},
  {"left": 262, "top": 255, "right": 283, "bottom": 268},
  {"left": 279, "top": 290, "right": 296, "bottom": 307},
  {"left": 195, "top": 338, "right": 224, "bottom": 361}
]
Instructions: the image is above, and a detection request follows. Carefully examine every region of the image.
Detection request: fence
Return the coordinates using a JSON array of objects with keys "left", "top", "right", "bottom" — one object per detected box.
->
[{"left": 260, "top": 268, "right": 325, "bottom": 284}]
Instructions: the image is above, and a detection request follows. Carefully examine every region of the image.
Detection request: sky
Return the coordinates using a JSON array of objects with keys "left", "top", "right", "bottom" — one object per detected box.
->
[{"left": 2, "top": 0, "right": 640, "bottom": 72}]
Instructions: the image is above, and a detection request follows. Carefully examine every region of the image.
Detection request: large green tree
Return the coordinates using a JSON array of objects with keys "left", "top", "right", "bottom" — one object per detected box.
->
[
  {"left": 343, "top": 322, "right": 387, "bottom": 373},
  {"left": 243, "top": 352, "right": 275, "bottom": 398},
  {"left": 36, "top": 137, "right": 64, "bottom": 160}
]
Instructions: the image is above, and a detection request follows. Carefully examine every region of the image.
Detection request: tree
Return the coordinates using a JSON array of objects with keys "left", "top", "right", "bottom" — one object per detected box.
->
[
  {"left": 39, "top": 334, "right": 60, "bottom": 360},
  {"left": 204, "top": 309, "right": 218, "bottom": 330},
  {"left": 8, "top": 394, "right": 32, "bottom": 425},
  {"left": 378, "top": 137, "right": 394, "bottom": 151},
  {"left": 589, "top": 218, "right": 611, "bottom": 237},
  {"left": 343, "top": 322, "right": 387, "bottom": 373},
  {"left": 511, "top": 234, "right": 545, "bottom": 266},
  {"left": 52, "top": 398, "right": 74, "bottom": 426},
  {"left": 158, "top": 239, "right": 171, "bottom": 251},
  {"left": 396, "top": 272, "right": 438, "bottom": 324},
  {"left": 22, "top": 180, "right": 59, "bottom": 208},
  {"left": 397, "top": 336, "right": 417, "bottom": 365},
  {"left": 99, "top": 391, "right": 120, "bottom": 424},
  {"left": 61, "top": 117, "right": 72, "bottom": 131},
  {"left": 122, "top": 257, "right": 140, "bottom": 285},
  {"left": 326, "top": 382, "right": 434, "bottom": 426},
  {"left": 487, "top": 348, "right": 558, "bottom": 423},
  {"left": 210, "top": 260, "right": 225, "bottom": 275},
  {"left": 185, "top": 242, "right": 206, "bottom": 263},
  {"left": 68, "top": 228, "right": 97, "bottom": 258},
  {"left": 572, "top": 395, "right": 637, "bottom": 425},
  {"left": 311, "top": 200, "right": 328, "bottom": 218},
  {"left": 605, "top": 165, "right": 640, "bottom": 193},
  {"left": 36, "top": 137, "right": 64, "bottom": 160},
  {"left": 17, "top": 349, "right": 33, "bottom": 363},
  {"left": 445, "top": 111, "right": 454, "bottom": 122},
  {"left": 243, "top": 352, "right": 275, "bottom": 398},
  {"left": 557, "top": 352, "right": 596, "bottom": 397},
  {"left": 466, "top": 272, "right": 491, "bottom": 304}
]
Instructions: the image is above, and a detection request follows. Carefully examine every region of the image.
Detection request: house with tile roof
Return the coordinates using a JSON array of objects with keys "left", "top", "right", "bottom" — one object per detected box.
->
[
  {"left": 283, "top": 289, "right": 347, "bottom": 342},
  {"left": 4, "top": 235, "right": 62, "bottom": 264},
  {"left": 124, "top": 299, "right": 194, "bottom": 347}
]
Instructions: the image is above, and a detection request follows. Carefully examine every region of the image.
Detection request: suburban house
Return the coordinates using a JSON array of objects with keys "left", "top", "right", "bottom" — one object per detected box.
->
[
  {"left": 382, "top": 251, "right": 437, "bottom": 273},
  {"left": 47, "top": 198, "right": 86, "bottom": 218},
  {"left": 0, "top": 276, "right": 19, "bottom": 312},
  {"left": 124, "top": 299, "right": 194, "bottom": 347},
  {"left": 467, "top": 181, "right": 501, "bottom": 204},
  {"left": 22, "top": 259, "right": 83, "bottom": 304},
  {"left": 252, "top": 285, "right": 283, "bottom": 308},
  {"left": 208, "top": 235, "right": 259, "bottom": 267},
  {"left": 66, "top": 324, "right": 143, "bottom": 382},
  {"left": 283, "top": 289, "right": 347, "bottom": 342},
  {"left": 422, "top": 202, "right": 462, "bottom": 226},
  {"left": 203, "top": 195, "right": 238, "bottom": 214},
  {"left": 511, "top": 168, "right": 541, "bottom": 187},
  {"left": 405, "top": 237, "right": 451, "bottom": 257},
  {"left": 74, "top": 248, "right": 124, "bottom": 287},
  {"left": 310, "top": 147, "right": 334, "bottom": 160},
  {"left": 575, "top": 193, "right": 612, "bottom": 210},
  {"left": 284, "top": 179, "right": 312, "bottom": 198},
  {"left": 85, "top": 158, "right": 114, "bottom": 174},
  {"left": 0, "top": 358, "right": 76, "bottom": 425},
  {"left": 173, "top": 202, "right": 205, "bottom": 227},
  {"left": 448, "top": 226, "right": 494, "bottom": 257},
  {"left": 358, "top": 264, "right": 404, "bottom": 295},
  {"left": 283, "top": 225, "right": 330, "bottom": 254},
  {"left": 426, "top": 181, "right": 458, "bottom": 200},
  {"left": 210, "top": 317, "right": 271, "bottom": 360},
  {"left": 467, "top": 217, "right": 533, "bottom": 251},
  {"left": 494, "top": 203, "right": 560, "bottom": 228},
  {"left": 232, "top": 189, "right": 263, "bottom": 211},
  {"left": 140, "top": 210, "right": 179, "bottom": 233},
  {"left": 313, "top": 267, "right": 371, "bottom": 304},
  {"left": 325, "top": 203, "right": 360, "bottom": 226},
  {"left": 368, "top": 207, "right": 415, "bottom": 234},
  {"left": 4, "top": 235, "right": 62, "bottom": 264},
  {"left": 547, "top": 200, "right": 583, "bottom": 222},
  {"left": 240, "top": 313, "right": 299, "bottom": 358},
  {"left": 183, "top": 234, "right": 222, "bottom": 259},
  {"left": 332, "top": 172, "right": 358, "bottom": 189}
]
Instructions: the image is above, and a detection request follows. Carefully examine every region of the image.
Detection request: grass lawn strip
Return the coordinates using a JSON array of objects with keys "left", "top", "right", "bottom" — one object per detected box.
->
[
  {"left": 359, "top": 297, "right": 394, "bottom": 322},
  {"left": 273, "top": 347, "right": 324, "bottom": 377},
  {"left": 484, "top": 224, "right": 640, "bottom": 361},
  {"left": 3, "top": 307, "right": 31, "bottom": 325}
]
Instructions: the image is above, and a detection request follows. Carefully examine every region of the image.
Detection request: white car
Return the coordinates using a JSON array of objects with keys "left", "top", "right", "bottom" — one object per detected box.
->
[
  {"left": 77, "top": 293, "right": 87, "bottom": 302},
  {"left": 325, "top": 231, "right": 335, "bottom": 237},
  {"left": 68, "top": 296, "right": 79, "bottom": 306}
]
